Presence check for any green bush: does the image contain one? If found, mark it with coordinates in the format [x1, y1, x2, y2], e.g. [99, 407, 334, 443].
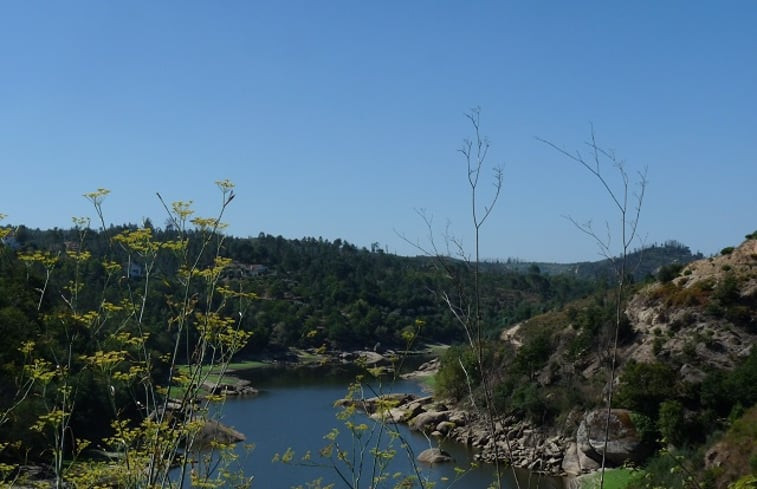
[579, 468, 636, 489]
[513, 330, 552, 377]
[713, 274, 741, 306]
[652, 337, 664, 356]
[721, 246, 735, 255]
[506, 383, 553, 422]
[658, 263, 684, 283]
[435, 345, 479, 400]
[700, 349, 757, 417]
[729, 474, 757, 489]
[630, 411, 658, 446]
[626, 448, 700, 489]
[658, 400, 686, 446]
[616, 361, 678, 419]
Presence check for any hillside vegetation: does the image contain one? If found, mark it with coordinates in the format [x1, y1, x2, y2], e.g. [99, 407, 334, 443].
[493, 240, 702, 282]
[441, 232, 756, 487]
[0, 215, 752, 488]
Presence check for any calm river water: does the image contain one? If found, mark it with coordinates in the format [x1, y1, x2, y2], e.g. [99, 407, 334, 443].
[213, 365, 564, 489]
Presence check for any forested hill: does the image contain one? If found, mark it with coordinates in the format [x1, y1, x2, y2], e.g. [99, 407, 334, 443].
[488, 241, 703, 281]
[1, 225, 611, 354]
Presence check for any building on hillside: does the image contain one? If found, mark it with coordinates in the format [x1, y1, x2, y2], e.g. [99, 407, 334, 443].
[1, 235, 21, 250]
[64, 241, 81, 253]
[126, 261, 144, 279]
[221, 262, 269, 280]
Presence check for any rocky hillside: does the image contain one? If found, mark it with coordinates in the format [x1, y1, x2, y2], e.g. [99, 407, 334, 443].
[485, 233, 756, 481]
[332, 236, 754, 483]
[623, 236, 756, 371]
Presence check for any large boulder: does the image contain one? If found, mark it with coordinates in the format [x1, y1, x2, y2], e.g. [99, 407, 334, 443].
[410, 411, 451, 432]
[417, 448, 453, 464]
[561, 442, 600, 476]
[576, 408, 651, 466]
[356, 351, 389, 366]
[193, 419, 246, 450]
[400, 358, 441, 379]
[335, 393, 418, 415]
[370, 404, 421, 423]
[201, 377, 259, 396]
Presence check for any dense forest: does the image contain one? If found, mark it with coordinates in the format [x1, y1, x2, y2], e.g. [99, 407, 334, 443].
[494, 240, 703, 282]
[0, 223, 628, 356]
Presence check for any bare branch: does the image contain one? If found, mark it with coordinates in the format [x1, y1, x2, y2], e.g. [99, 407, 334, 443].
[536, 134, 624, 213]
[539, 129, 647, 489]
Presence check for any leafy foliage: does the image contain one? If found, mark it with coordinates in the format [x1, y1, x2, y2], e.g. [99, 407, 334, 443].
[0, 183, 255, 488]
[435, 345, 480, 401]
[4, 226, 597, 355]
[615, 361, 678, 419]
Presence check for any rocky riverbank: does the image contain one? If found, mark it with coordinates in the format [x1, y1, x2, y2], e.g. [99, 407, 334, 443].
[336, 388, 654, 478]
[226, 349, 651, 477]
[335, 391, 568, 474]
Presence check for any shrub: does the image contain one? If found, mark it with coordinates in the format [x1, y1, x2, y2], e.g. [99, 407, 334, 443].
[512, 330, 552, 377]
[652, 280, 713, 308]
[658, 263, 684, 283]
[713, 274, 741, 305]
[721, 246, 735, 255]
[652, 337, 664, 356]
[658, 400, 686, 446]
[435, 345, 480, 400]
[725, 305, 754, 330]
[616, 361, 678, 419]
[669, 313, 695, 332]
[630, 411, 658, 446]
[0, 182, 253, 488]
[682, 341, 697, 361]
[507, 383, 553, 423]
[626, 448, 700, 489]
[700, 349, 757, 416]
[730, 474, 757, 489]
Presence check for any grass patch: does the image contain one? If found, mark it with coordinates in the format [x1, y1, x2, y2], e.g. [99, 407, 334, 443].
[178, 360, 269, 376]
[170, 360, 269, 398]
[423, 343, 450, 356]
[293, 348, 329, 365]
[579, 468, 636, 489]
[419, 373, 437, 391]
[222, 359, 269, 372]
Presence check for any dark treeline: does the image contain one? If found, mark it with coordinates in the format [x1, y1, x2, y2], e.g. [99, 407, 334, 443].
[3, 225, 601, 356]
[491, 241, 703, 281]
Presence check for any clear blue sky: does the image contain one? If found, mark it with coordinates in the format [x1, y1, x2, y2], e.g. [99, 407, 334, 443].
[2, 2, 755, 262]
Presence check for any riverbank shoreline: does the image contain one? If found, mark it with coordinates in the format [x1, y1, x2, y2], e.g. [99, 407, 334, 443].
[203, 348, 596, 483]
[214, 348, 578, 477]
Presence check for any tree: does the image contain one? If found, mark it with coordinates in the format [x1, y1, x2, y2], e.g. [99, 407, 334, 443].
[405, 107, 522, 489]
[0, 181, 255, 488]
[539, 128, 647, 488]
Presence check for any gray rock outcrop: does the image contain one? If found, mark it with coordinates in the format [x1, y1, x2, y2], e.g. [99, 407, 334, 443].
[417, 447, 453, 464]
[575, 408, 650, 466]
